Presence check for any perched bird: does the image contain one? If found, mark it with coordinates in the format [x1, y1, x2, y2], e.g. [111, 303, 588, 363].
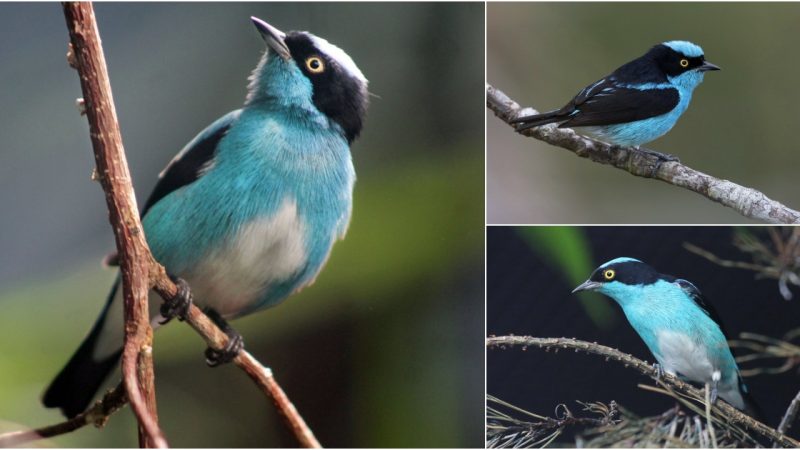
[511, 41, 719, 158]
[572, 257, 758, 414]
[43, 17, 369, 418]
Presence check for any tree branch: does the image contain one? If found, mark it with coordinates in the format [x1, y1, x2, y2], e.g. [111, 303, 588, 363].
[171, 295, 323, 448]
[0, 318, 321, 447]
[0, 385, 127, 447]
[62, 2, 164, 447]
[487, 335, 800, 447]
[486, 84, 800, 224]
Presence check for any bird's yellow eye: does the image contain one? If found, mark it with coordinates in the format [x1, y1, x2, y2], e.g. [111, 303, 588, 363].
[680, 59, 689, 68]
[305, 56, 325, 74]
[603, 269, 616, 280]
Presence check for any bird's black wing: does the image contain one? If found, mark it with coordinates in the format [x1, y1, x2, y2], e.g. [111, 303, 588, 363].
[561, 84, 680, 128]
[672, 278, 731, 340]
[673, 278, 763, 418]
[103, 110, 240, 266]
[141, 109, 241, 216]
[509, 77, 613, 128]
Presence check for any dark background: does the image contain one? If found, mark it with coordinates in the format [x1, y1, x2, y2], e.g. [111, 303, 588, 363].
[487, 226, 800, 444]
[0, 3, 485, 447]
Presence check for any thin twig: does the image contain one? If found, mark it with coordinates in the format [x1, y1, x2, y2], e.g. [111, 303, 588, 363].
[0, 306, 321, 447]
[683, 228, 800, 300]
[487, 335, 800, 447]
[730, 331, 800, 377]
[62, 3, 164, 447]
[486, 84, 800, 224]
[173, 298, 323, 448]
[487, 396, 615, 448]
[683, 242, 776, 274]
[0, 384, 127, 447]
[777, 390, 800, 436]
[705, 383, 719, 448]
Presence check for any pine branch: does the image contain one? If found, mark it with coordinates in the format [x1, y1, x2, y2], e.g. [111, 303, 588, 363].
[486, 84, 800, 224]
[487, 335, 800, 447]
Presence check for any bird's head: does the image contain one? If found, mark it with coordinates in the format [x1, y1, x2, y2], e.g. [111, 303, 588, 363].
[572, 257, 663, 306]
[247, 17, 369, 143]
[650, 40, 720, 90]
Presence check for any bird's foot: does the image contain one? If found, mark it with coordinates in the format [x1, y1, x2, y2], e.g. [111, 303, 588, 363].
[710, 386, 719, 405]
[630, 147, 679, 177]
[203, 308, 244, 367]
[653, 363, 665, 382]
[159, 276, 193, 324]
[633, 146, 680, 163]
[710, 371, 721, 405]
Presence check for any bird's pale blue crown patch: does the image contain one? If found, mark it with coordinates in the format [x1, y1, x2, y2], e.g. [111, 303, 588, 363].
[663, 40, 704, 58]
[599, 257, 641, 268]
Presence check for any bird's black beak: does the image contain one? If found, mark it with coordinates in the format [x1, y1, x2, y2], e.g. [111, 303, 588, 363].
[572, 279, 602, 294]
[251, 17, 291, 60]
[698, 61, 721, 72]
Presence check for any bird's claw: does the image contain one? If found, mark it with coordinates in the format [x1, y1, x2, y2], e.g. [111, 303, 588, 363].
[627, 146, 679, 177]
[710, 386, 718, 405]
[634, 146, 680, 163]
[203, 308, 245, 367]
[653, 363, 665, 382]
[205, 332, 244, 367]
[709, 375, 720, 405]
[159, 277, 193, 324]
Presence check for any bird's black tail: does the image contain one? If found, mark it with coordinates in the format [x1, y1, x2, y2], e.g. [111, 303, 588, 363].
[509, 109, 564, 131]
[42, 280, 122, 418]
[740, 380, 765, 423]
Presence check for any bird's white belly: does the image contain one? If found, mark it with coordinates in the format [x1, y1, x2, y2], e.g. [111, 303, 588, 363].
[186, 197, 308, 317]
[655, 330, 715, 383]
[93, 198, 308, 360]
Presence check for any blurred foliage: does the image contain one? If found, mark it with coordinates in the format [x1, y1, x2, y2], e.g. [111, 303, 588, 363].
[0, 3, 484, 447]
[516, 227, 618, 329]
[487, 3, 800, 224]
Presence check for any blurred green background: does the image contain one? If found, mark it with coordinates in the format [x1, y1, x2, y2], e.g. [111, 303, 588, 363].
[0, 3, 484, 447]
[487, 3, 800, 224]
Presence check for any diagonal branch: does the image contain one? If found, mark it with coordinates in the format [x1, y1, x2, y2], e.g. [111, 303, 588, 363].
[487, 335, 800, 447]
[0, 312, 320, 448]
[487, 84, 800, 224]
[0, 384, 127, 448]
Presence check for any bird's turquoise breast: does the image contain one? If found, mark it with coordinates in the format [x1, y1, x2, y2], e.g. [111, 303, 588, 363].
[142, 106, 354, 316]
[609, 280, 737, 381]
[591, 99, 689, 146]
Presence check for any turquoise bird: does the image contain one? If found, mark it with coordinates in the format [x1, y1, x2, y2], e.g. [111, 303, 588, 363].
[573, 257, 759, 414]
[43, 17, 369, 418]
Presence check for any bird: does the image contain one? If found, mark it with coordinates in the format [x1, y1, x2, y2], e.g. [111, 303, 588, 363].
[511, 41, 719, 160]
[42, 16, 369, 418]
[572, 257, 759, 415]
